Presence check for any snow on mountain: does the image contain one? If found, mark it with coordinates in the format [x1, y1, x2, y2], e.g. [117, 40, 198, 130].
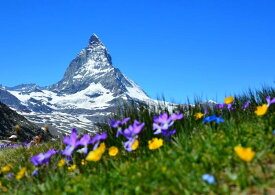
[1, 34, 157, 135]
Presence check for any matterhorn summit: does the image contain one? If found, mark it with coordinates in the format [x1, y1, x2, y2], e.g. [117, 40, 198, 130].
[0, 34, 152, 135]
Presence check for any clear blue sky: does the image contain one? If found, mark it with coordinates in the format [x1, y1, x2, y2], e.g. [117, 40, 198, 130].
[0, 0, 274, 103]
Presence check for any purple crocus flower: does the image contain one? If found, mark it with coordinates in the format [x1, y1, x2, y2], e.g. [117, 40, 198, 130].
[90, 132, 107, 150]
[31, 153, 45, 166]
[110, 117, 130, 128]
[5, 173, 13, 179]
[204, 108, 209, 115]
[169, 112, 184, 121]
[76, 134, 91, 155]
[117, 120, 145, 151]
[32, 169, 39, 176]
[62, 128, 79, 156]
[216, 104, 225, 109]
[31, 149, 58, 166]
[227, 103, 235, 111]
[242, 101, 250, 110]
[203, 115, 224, 123]
[123, 139, 137, 152]
[266, 96, 275, 107]
[202, 174, 215, 184]
[161, 129, 176, 138]
[153, 112, 183, 135]
[120, 120, 144, 139]
[110, 117, 131, 138]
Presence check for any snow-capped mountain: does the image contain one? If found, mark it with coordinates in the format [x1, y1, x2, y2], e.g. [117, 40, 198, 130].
[0, 34, 155, 135]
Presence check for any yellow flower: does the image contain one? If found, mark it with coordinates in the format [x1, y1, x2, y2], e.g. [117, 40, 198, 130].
[2, 187, 8, 192]
[224, 96, 234, 104]
[131, 140, 139, 150]
[68, 164, 77, 171]
[148, 138, 164, 150]
[98, 142, 106, 153]
[57, 159, 66, 167]
[86, 149, 103, 162]
[255, 104, 268, 116]
[81, 159, 86, 165]
[195, 112, 204, 120]
[108, 146, 119, 156]
[1, 164, 12, 172]
[16, 167, 26, 180]
[86, 143, 106, 162]
[234, 146, 255, 162]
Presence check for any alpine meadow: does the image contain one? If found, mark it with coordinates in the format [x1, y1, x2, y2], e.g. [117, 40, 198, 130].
[0, 1, 275, 194]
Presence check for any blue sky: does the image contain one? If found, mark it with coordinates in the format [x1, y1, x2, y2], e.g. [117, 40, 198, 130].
[0, 0, 274, 103]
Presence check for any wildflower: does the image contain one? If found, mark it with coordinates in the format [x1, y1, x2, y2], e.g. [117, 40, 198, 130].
[195, 112, 204, 120]
[110, 117, 130, 128]
[217, 104, 224, 109]
[68, 164, 77, 171]
[234, 146, 255, 162]
[202, 174, 215, 184]
[57, 159, 66, 167]
[153, 112, 183, 137]
[86, 150, 102, 162]
[2, 187, 8, 193]
[32, 169, 39, 176]
[65, 157, 72, 162]
[108, 146, 119, 156]
[148, 138, 163, 150]
[98, 142, 106, 153]
[77, 134, 91, 155]
[255, 104, 268, 116]
[16, 167, 26, 180]
[110, 118, 131, 137]
[1, 164, 12, 172]
[62, 128, 79, 156]
[117, 120, 144, 151]
[81, 159, 86, 165]
[242, 101, 250, 110]
[203, 115, 224, 123]
[86, 148, 103, 162]
[224, 96, 234, 104]
[5, 173, 13, 179]
[31, 149, 58, 166]
[161, 129, 176, 138]
[86, 143, 106, 162]
[254, 97, 275, 116]
[227, 103, 235, 111]
[117, 120, 144, 138]
[90, 132, 107, 150]
[266, 96, 275, 106]
[131, 140, 139, 150]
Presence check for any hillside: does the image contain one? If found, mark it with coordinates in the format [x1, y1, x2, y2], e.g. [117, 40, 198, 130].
[0, 102, 51, 141]
[0, 87, 274, 194]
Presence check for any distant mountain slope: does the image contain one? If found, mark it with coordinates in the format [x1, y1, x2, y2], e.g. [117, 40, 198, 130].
[0, 102, 51, 141]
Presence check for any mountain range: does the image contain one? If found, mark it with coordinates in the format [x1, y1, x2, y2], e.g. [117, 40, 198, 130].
[0, 34, 166, 136]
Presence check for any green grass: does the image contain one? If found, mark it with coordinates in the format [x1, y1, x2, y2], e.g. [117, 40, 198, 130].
[0, 87, 275, 194]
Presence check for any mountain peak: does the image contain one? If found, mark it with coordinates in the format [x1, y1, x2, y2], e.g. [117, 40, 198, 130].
[89, 33, 101, 45]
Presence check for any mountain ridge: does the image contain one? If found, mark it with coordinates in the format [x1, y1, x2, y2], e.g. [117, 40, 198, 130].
[0, 34, 155, 135]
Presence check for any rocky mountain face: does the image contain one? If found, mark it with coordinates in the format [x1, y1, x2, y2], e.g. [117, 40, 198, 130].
[0, 89, 28, 111]
[49, 34, 134, 97]
[0, 102, 51, 141]
[0, 34, 156, 135]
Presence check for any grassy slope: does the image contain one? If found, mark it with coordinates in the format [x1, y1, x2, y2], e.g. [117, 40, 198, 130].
[0, 87, 275, 194]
